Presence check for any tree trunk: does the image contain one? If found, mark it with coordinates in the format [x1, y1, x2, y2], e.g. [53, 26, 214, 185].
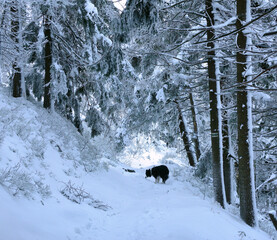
[0, 7, 6, 85]
[236, 0, 257, 227]
[176, 103, 195, 167]
[11, 3, 21, 98]
[18, 1, 26, 98]
[221, 77, 233, 205]
[43, 14, 52, 109]
[222, 104, 232, 204]
[189, 93, 201, 161]
[73, 97, 83, 134]
[206, 0, 226, 208]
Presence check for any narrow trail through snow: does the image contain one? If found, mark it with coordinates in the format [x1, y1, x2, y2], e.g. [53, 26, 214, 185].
[79, 167, 270, 240]
[0, 162, 272, 240]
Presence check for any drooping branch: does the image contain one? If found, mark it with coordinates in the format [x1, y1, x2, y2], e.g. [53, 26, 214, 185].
[196, 4, 277, 44]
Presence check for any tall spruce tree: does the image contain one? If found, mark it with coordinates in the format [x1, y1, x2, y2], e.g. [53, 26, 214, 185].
[206, 0, 226, 208]
[43, 12, 52, 109]
[236, 0, 257, 227]
[10, 1, 22, 97]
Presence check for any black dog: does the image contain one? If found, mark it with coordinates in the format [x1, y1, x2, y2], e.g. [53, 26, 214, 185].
[145, 165, 169, 183]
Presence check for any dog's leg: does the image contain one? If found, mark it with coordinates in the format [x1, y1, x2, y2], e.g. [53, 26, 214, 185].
[156, 176, 160, 183]
[162, 177, 167, 183]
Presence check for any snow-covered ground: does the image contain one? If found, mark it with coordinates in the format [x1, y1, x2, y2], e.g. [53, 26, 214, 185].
[0, 87, 274, 240]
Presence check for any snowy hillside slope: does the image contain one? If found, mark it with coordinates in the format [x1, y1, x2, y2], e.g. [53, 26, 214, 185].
[0, 86, 274, 240]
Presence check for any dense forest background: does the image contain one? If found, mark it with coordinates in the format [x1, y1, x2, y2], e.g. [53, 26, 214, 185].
[0, 0, 277, 231]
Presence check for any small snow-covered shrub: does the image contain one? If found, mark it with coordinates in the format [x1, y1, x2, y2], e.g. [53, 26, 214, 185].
[0, 164, 51, 198]
[194, 149, 212, 179]
[91, 134, 118, 162]
[60, 181, 111, 211]
[60, 181, 90, 204]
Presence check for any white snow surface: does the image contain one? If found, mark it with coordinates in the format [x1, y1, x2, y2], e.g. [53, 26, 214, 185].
[85, 0, 98, 17]
[0, 87, 273, 240]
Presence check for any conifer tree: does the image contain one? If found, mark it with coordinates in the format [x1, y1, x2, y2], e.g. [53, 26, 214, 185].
[206, 0, 226, 208]
[10, 2, 22, 97]
[43, 12, 52, 109]
[236, 0, 257, 227]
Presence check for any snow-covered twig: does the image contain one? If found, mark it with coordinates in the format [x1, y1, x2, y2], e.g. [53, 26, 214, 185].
[256, 174, 277, 192]
[60, 181, 111, 211]
[196, 4, 277, 44]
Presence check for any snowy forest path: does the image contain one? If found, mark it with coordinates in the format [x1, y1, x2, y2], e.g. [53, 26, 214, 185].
[94, 169, 203, 240]
[83, 166, 270, 240]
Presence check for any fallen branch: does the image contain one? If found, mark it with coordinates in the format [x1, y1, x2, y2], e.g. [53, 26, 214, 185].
[269, 211, 277, 231]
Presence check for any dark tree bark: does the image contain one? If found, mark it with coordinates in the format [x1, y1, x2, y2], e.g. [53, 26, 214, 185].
[43, 14, 52, 109]
[176, 102, 195, 167]
[189, 93, 201, 161]
[11, 3, 21, 98]
[73, 97, 83, 134]
[269, 212, 277, 231]
[236, 0, 257, 227]
[206, 0, 225, 208]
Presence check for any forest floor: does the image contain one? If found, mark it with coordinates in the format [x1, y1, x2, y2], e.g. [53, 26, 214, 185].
[0, 86, 275, 240]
